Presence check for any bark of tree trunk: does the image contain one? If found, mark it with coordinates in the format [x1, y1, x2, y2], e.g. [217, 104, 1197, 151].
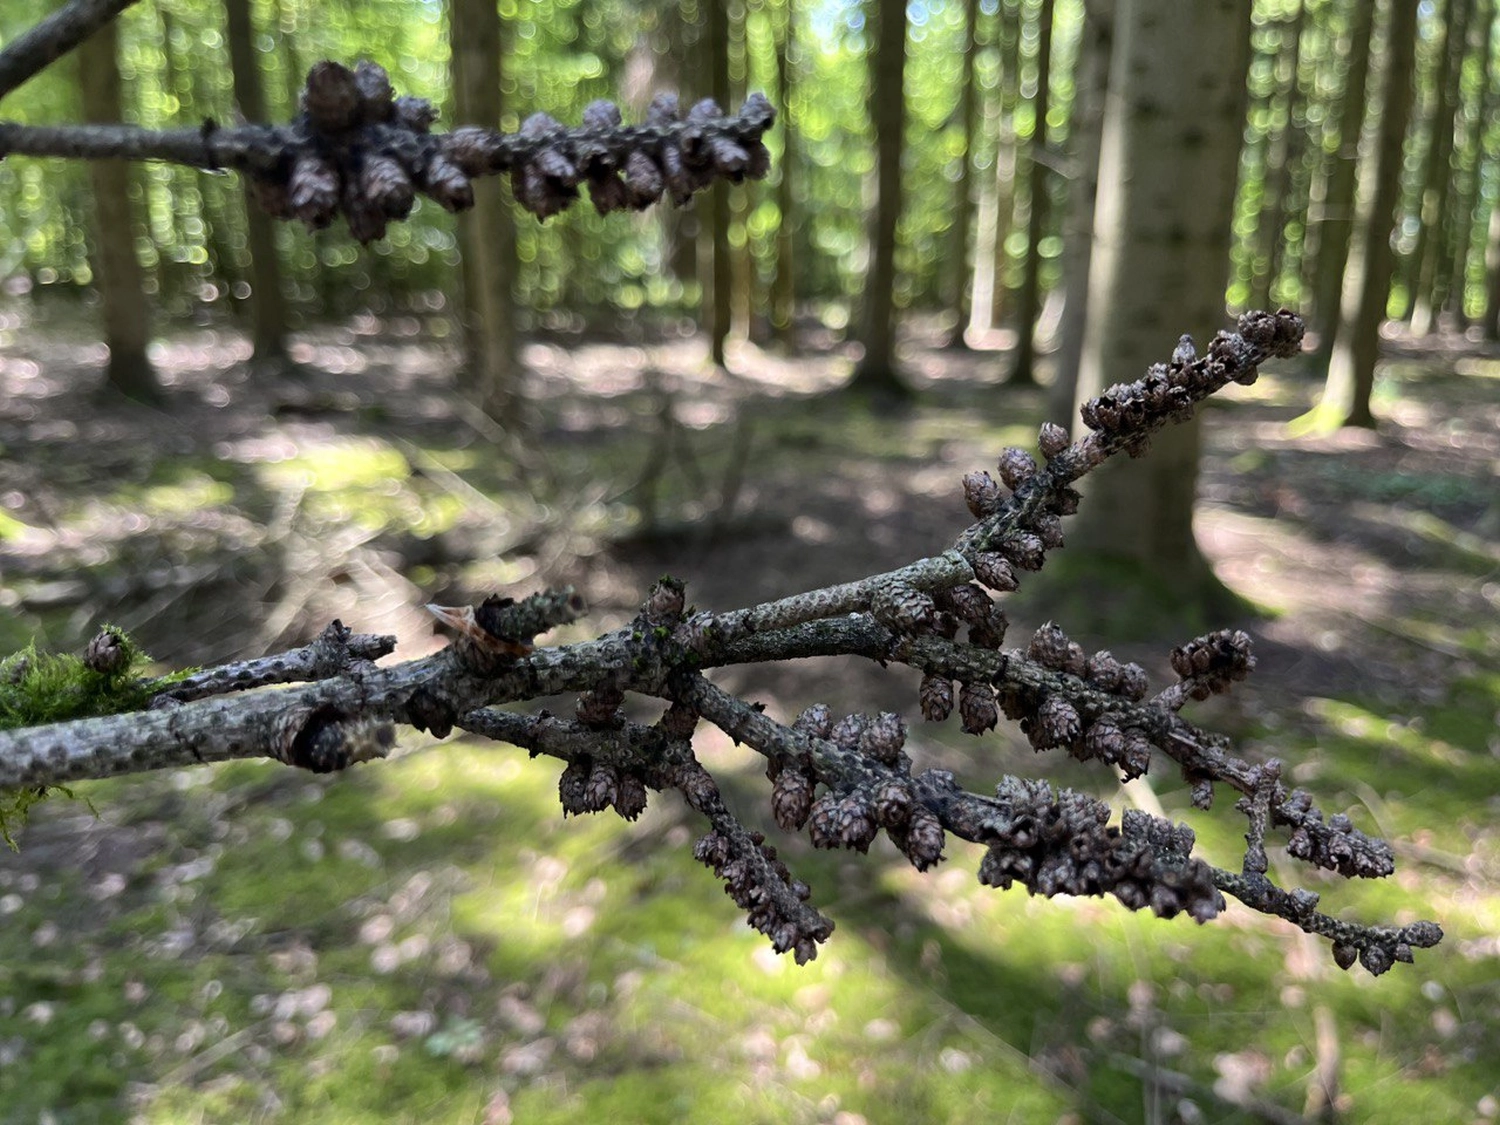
[1319, 0, 1418, 429]
[943, 0, 980, 349]
[771, 0, 797, 344]
[1046, 0, 1112, 426]
[1409, 0, 1473, 334]
[1441, 0, 1494, 328]
[1065, 0, 1253, 610]
[225, 0, 289, 368]
[707, 0, 733, 367]
[1310, 0, 1374, 361]
[1008, 0, 1056, 386]
[849, 0, 912, 398]
[1246, 0, 1305, 313]
[449, 0, 519, 423]
[77, 18, 158, 403]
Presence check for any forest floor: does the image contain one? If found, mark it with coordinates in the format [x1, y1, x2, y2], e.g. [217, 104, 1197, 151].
[1, 308, 1497, 1124]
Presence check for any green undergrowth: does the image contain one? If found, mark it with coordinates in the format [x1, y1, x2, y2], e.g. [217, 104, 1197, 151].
[1, 672, 1494, 1125]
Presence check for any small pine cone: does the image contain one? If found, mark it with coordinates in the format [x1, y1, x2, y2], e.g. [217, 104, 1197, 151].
[1121, 729, 1153, 779]
[1085, 651, 1123, 692]
[968, 608, 1007, 650]
[901, 806, 945, 871]
[1000, 531, 1046, 571]
[421, 154, 474, 212]
[446, 126, 503, 176]
[958, 681, 998, 734]
[1056, 487, 1082, 515]
[807, 794, 840, 849]
[288, 154, 340, 229]
[1360, 944, 1394, 976]
[1033, 514, 1065, 550]
[301, 61, 360, 132]
[623, 150, 665, 208]
[361, 154, 415, 219]
[582, 99, 622, 130]
[343, 195, 386, 244]
[614, 772, 649, 821]
[1062, 642, 1088, 678]
[871, 582, 935, 633]
[837, 794, 878, 852]
[872, 781, 912, 828]
[996, 447, 1038, 490]
[694, 829, 730, 868]
[83, 629, 128, 676]
[1332, 942, 1359, 972]
[659, 700, 700, 740]
[962, 470, 1002, 518]
[708, 135, 750, 176]
[919, 674, 954, 721]
[353, 60, 394, 122]
[830, 712, 868, 751]
[644, 576, 687, 626]
[971, 552, 1018, 592]
[394, 94, 438, 133]
[860, 712, 907, 764]
[1028, 622, 1071, 670]
[519, 111, 562, 140]
[584, 762, 620, 813]
[1189, 777, 1214, 809]
[576, 687, 625, 728]
[1038, 422, 1069, 459]
[688, 96, 723, 122]
[559, 759, 591, 816]
[588, 173, 629, 214]
[793, 703, 833, 740]
[772, 768, 814, 831]
[647, 91, 681, 124]
[931, 611, 960, 639]
[1117, 663, 1149, 701]
[943, 583, 992, 623]
[1032, 695, 1081, 750]
[534, 145, 581, 189]
[1083, 720, 1124, 763]
[658, 140, 692, 203]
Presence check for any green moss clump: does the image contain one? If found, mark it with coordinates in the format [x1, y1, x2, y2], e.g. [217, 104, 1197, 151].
[0, 626, 190, 847]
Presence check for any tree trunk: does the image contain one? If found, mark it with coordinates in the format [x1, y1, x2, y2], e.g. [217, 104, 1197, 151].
[1409, 0, 1473, 334]
[707, 0, 733, 366]
[77, 19, 158, 403]
[449, 0, 519, 423]
[225, 0, 289, 368]
[1442, 0, 1494, 327]
[1310, 0, 1374, 361]
[1318, 0, 1418, 428]
[848, 0, 912, 398]
[988, 0, 1023, 330]
[1065, 0, 1252, 611]
[943, 0, 980, 348]
[1008, 0, 1056, 385]
[1047, 0, 1112, 425]
[771, 0, 797, 344]
[1246, 0, 1305, 312]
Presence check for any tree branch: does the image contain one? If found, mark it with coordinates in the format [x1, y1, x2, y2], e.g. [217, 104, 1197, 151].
[0, 57, 775, 241]
[0, 0, 139, 103]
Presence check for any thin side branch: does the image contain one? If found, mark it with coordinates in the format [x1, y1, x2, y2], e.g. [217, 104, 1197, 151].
[0, 0, 139, 103]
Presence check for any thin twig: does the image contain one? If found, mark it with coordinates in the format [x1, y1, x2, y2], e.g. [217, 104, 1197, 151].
[0, 0, 139, 103]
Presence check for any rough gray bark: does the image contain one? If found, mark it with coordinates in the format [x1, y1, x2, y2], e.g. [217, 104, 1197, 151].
[771, 0, 797, 342]
[76, 18, 158, 402]
[849, 0, 913, 397]
[1320, 0, 1418, 428]
[1064, 0, 1253, 609]
[1246, 0, 1306, 313]
[449, 0, 519, 422]
[707, 0, 733, 367]
[943, 0, 980, 348]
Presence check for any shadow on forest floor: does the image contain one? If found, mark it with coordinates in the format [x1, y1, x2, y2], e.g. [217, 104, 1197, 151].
[2, 308, 1498, 1123]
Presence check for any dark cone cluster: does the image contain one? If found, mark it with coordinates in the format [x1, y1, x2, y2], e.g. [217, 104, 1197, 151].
[1169, 629, 1256, 701]
[1080, 310, 1305, 442]
[978, 779, 1223, 922]
[693, 829, 832, 964]
[1280, 793, 1396, 879]
[247, 60, 775, 242]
